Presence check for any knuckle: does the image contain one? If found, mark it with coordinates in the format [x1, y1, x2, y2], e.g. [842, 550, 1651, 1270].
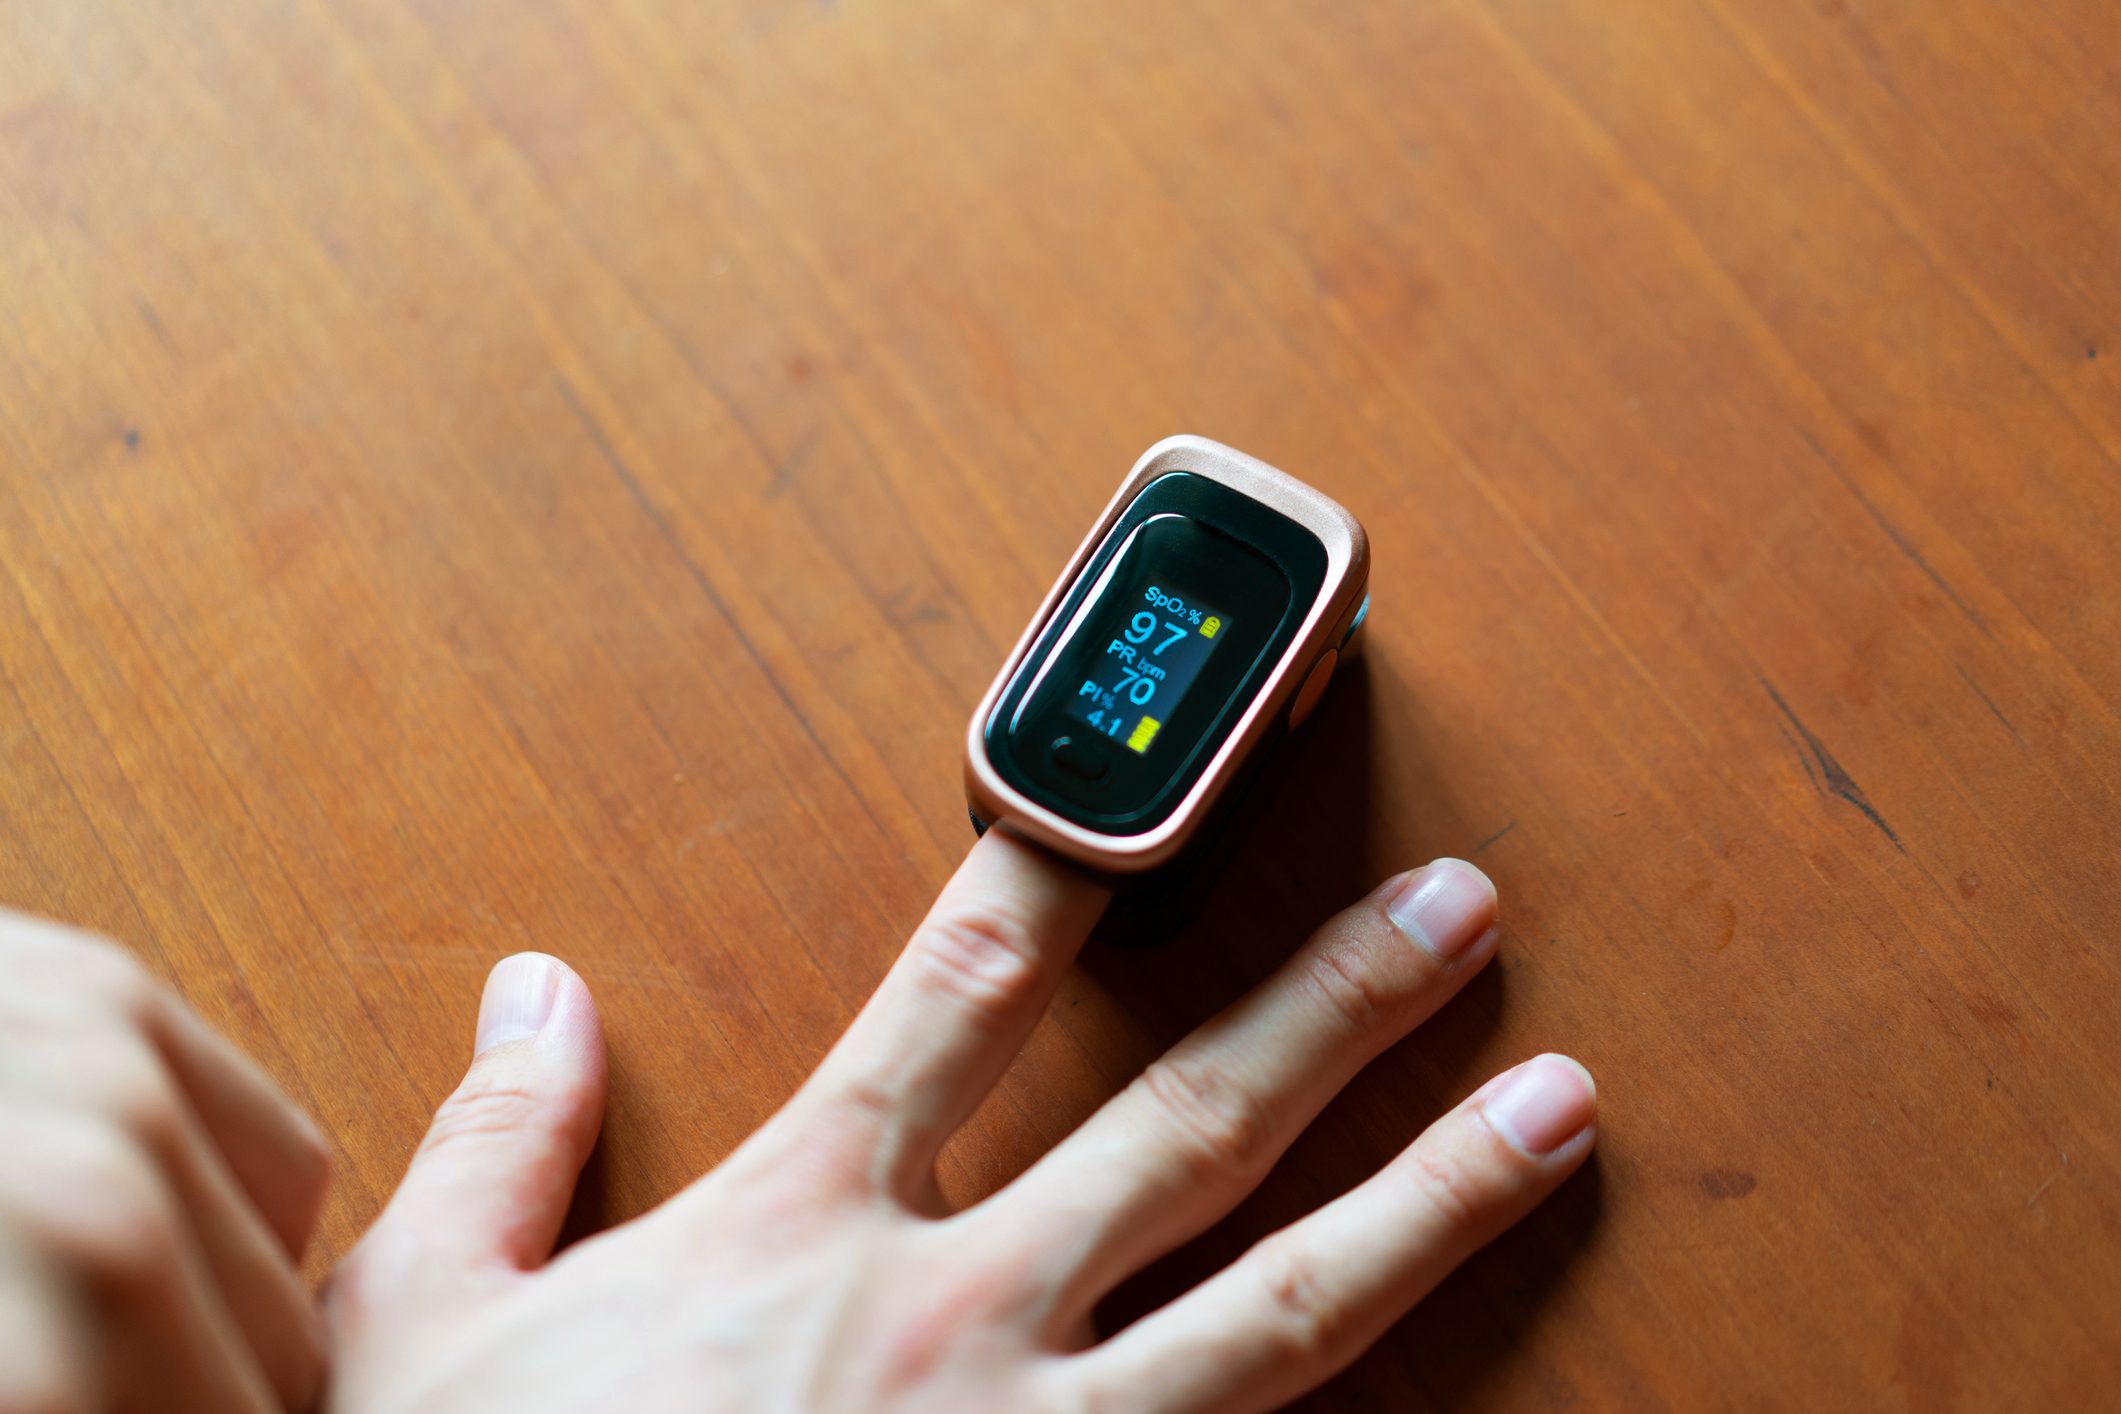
[812, 1071, 898, 1141]
[1254, 1240, 1346, 1362]
[419, 1077, 552, 1157]
[1406, 1148, 1487, 1231]
[1139, 1053, 1277, 1181]
[30, 1121, 183, 1295]
[771, 1075, 900, 1200]
[66, 939, 159, 1021]
[84, 1038, 186, 1157]
[909, 906, 1046, 1025]
[1303, 937, 1403, 1034]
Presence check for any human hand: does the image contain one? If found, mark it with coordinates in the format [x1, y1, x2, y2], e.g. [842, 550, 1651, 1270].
[325, 832, 1594, 1413]
[0, 912, 331, 1412]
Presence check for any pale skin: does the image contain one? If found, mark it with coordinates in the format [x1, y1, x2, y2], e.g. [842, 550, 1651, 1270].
[0, 916, 331, 1412]
[1, 831, 1596, 1412]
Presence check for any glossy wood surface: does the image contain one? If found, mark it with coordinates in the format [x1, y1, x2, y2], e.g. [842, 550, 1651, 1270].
[4, 1, 2117, 1407]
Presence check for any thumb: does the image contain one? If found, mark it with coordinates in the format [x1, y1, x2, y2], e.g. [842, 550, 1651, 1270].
[364, 953, 606, 1275]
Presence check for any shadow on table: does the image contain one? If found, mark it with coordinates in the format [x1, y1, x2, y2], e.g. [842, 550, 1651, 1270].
[1085, 652, 1392, 971]
[1367, 1154, 1606, 1410]
[1078, 651, 1491, 1066]
[1082, 654, 1606, 1406]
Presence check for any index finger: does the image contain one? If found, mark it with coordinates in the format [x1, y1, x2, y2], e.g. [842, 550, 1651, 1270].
[786, 828, 1109, 1203]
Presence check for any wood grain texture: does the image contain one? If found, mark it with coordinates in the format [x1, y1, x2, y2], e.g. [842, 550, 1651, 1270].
[3, 0, 2116, 1406]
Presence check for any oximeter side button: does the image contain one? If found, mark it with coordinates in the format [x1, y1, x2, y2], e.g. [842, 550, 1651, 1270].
[1048, 735, 1111, 782]
[1338, 592, 1370, 650]
[1288, 649, 1339, 730]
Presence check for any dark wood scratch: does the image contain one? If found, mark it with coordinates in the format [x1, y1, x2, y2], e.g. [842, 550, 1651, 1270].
[1472, 819, 1517, 854]
[1799, 429, 1990, 638]
[1775, 719, 1821, 794]
[135, 297, 175, 352]
[1951, 660, 2025, 745]
[1762, 679, 1905, 852]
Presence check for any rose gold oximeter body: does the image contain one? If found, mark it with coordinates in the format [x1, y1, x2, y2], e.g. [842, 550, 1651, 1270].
[964, 436, 1369, 878]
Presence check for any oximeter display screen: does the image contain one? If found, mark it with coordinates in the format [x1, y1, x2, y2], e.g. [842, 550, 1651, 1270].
[986, 473, 1325, 831]
[1062, 585, 1229, 756]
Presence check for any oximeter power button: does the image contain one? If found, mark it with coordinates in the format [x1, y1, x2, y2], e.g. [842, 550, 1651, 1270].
[1048, 736, 1111, 782]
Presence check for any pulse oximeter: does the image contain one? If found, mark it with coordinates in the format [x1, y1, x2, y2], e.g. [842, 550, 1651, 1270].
[965, 435, 1369, 877]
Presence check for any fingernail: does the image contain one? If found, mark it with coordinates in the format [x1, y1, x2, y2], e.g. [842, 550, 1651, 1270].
[1384, 859, 1496, 959]
[1482, 1054, 1597, 1156]
[475, 953, 561, 1055]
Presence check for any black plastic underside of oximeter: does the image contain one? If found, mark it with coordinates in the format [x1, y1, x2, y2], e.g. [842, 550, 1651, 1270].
[984, 471, 1329, 834]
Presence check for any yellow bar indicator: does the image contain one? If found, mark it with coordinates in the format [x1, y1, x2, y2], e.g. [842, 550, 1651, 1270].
[1200, 615, 1221, 638]
[1126, 716, 1162, 753]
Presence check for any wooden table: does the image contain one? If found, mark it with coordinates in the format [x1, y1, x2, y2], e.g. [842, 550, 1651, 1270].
[5, 1, 2117, 1406]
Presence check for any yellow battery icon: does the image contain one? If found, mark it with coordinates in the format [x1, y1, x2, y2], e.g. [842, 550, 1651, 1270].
[1200, 616, 1222, 638]
[1126, 716, 1162, 753]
